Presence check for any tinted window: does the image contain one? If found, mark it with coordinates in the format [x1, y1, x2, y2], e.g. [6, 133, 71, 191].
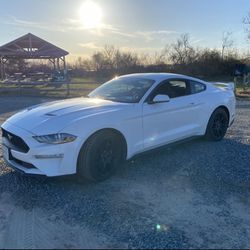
[89, 77, 155, 103]
[149, 80, 190, 100]
[190, 81, 206, 94]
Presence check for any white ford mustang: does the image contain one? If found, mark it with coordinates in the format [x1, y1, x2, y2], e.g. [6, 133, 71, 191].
[1, 73, 235, 181]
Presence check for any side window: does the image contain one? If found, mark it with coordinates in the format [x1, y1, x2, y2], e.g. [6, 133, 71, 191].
[149, 79, 190, 101]
[190, 81, 206, 94]
[168, 80, 190, 98]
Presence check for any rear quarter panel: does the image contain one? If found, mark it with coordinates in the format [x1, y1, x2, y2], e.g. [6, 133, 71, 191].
[201, 84, 236, 132]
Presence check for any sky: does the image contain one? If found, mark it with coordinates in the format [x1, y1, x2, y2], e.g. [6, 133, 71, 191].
[0, 0, 250, 61]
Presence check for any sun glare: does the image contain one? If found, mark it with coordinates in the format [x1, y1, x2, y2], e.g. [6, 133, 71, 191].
[79, 1, 103, 29]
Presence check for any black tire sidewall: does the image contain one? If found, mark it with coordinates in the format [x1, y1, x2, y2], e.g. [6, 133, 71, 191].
[206, 108, 229, 141]
[78, 131, 122, 181]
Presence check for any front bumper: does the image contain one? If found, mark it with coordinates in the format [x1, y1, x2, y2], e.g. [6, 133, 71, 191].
[1, 122, 80, 177]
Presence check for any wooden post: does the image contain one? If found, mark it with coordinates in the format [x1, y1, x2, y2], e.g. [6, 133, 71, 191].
[233, 76, 237, 96]
[29, 33, 32, 55]
[66, 81, 70, 96]
[61, 56, 69, 96]
[53, 59, 56, 71]
[49, 58, 55, 71]
[3, 58, 7, 80]
[0, 57, 7, 80]
[63, 56, 66, 70]
[56, 58, 60, 71]
[0, 57, 3, 80]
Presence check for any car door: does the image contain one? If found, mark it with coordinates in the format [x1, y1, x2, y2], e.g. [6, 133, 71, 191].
[142, 79, 204, 150]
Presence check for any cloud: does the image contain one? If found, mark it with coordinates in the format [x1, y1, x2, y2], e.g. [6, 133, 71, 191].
[7, 16, 44, 27]
[78, 42, 102, 50]
[120, 46, 162, 53]
[111, 30, 136, 38]
[1, 15, 66, 32]
[63, 18, 113, 30]
[1, 15, 134, 39]
[135, 30, 180, 42]
[2, 15, 178, 43]
[190, 38, 203, 44]
[62, 19, 135, 38]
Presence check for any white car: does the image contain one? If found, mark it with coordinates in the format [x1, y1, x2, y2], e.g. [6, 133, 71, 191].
[1, 73, 235, 181]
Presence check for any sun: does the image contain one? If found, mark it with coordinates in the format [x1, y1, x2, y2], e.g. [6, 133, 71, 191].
[79, 1, 103, 29]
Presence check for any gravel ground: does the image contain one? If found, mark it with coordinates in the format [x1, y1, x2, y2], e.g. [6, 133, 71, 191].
[0, 96, 249, 249]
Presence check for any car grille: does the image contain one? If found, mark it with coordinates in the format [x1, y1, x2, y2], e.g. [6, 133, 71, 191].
[2, 128, 30, 153]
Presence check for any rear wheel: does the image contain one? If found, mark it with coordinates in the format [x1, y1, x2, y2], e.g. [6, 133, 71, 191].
[77, 130, 124, 182]
[205, 108, 229, 141]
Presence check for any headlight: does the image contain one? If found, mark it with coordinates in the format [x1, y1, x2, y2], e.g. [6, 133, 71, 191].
[33, 133, 77, 144]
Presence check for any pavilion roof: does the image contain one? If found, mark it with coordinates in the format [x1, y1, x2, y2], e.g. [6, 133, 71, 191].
[0, 33, 69, 59]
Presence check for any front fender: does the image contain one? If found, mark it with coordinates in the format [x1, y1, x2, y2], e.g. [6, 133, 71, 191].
[61, 108, 144, 163]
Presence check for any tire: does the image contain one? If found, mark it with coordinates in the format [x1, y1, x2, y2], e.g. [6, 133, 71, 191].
[77, 130, 123, 182]
[205, 108, 229, 141]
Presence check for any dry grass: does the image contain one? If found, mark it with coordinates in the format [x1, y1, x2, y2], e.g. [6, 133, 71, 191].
[0, 77, 103, 98]
[1, 77, 250, 99]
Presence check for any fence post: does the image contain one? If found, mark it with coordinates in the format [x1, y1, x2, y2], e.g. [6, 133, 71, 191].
[233, 76, 237, 96]
[19, 79, 22, 95]
[66, 82, 70, 96]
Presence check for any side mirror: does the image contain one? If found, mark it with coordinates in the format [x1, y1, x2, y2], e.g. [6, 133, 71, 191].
[149, 94, 170, 104]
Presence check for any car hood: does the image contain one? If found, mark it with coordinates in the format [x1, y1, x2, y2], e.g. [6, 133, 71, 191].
[5, 98, 131, 134]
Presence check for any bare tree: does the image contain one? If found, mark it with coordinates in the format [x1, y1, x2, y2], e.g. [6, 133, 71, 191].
[221, 31, 234, 60]
[137, 50, 168, 66]
[138, 53, 151, 66]
[103, 45, 118, 70]
[92, 52, 106, 71]
[169, 33, 197, 65]
[69, 40, 241, 78]
[243, 12, 250, 40]
[153, 50, 168, 65]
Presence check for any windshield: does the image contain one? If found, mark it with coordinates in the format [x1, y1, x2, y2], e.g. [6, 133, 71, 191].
[88, 77, 155, 103]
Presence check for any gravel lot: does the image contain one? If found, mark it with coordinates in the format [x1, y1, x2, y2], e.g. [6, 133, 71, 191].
[0, 96, 249, 249]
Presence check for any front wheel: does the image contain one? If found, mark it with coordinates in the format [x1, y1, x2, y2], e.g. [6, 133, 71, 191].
[205, 108, 229, 141]
[77, 131, 123, 182]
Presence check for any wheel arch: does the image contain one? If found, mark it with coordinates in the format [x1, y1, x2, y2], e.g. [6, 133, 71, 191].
[214, 105, 230, 122]
[203, 105, 230, 135]
[77, 128, 128, 168]
[204, 105, 230, 141]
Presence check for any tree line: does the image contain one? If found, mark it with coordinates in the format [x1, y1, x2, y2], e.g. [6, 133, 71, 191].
[3, 32, 243, 81]
[69, 32, 244, 80]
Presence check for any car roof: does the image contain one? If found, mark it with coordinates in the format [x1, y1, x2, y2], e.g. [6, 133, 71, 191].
[119, 73, 205, 83]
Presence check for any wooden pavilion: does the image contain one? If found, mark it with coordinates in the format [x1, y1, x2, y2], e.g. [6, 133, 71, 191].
[0, 33, 69, 80]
